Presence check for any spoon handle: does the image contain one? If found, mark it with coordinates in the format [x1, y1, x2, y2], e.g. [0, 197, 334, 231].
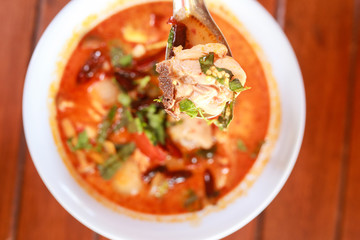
[173, 0, 206, 17]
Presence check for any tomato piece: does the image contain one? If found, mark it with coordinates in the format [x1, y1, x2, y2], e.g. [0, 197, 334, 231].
[163, 138, 182, 158]
[133, 133, 167, 162]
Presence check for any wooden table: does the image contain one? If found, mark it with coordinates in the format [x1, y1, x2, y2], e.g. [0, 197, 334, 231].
[1, 0, 359, 239]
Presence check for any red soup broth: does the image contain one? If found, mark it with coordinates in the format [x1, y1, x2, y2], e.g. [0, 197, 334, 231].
[55, 1, 270, 214]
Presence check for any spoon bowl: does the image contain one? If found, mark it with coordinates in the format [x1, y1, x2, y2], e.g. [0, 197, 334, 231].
[167, 0, 232, 58]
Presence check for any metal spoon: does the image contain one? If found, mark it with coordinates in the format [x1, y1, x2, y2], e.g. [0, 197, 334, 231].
[167, 0, 232, 58]
[164, 0, 233, 120]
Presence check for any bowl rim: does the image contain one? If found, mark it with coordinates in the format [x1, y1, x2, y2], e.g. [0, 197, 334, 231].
[22, 0, 305, 239]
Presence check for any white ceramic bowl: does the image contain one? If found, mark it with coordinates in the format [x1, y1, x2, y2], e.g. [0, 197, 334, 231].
[23, 0, 305, 239]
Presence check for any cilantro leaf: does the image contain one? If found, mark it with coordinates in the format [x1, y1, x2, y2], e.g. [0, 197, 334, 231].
[217, 67, 234, 79]
[215, 100, 234, 130]
[153, 96, 163, 103]
[116, 142, 136, 160]
[251, 140, 265, 158]
[229, 78, 251, 92]
[110, 47, 132, 68]
[98, 142, 136, 180]
[179, 99, 199, 118]
[139, 104, 166, 145]
[135, 76, 151, 90]
[237, 139, 247, 152]
[97, 106, 117, 144]
[199, 52, 215, 73]
[98, 155, 122, 180]
[118, 92, 131, 107]
[183, 189, 202, 211]
[118, 54, 132, 67]
[67, 130, 92, 151]
[166, 27, 175, 54]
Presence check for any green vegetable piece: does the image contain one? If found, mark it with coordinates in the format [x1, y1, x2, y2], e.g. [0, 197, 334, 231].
[67, 131, 92, 152]
[98, 142, 136, 180]
[215, 100, 234, 130]
[107, 105, 117, 121]
[152, 62, 159, 76]
[135, 76, 151, 90]
[237, 139, 247, 152]
[251, 140, 265, 158]
[66, 138, 76, 152]
[199, 52, 215, 73]
[97, 106, 117, 144]
[118, 54, 132, 67]
[98, 155, 122, 180]
[117, 142, 136, 161]
[229, 78, 251, 92]
[117, 103, 166, 146]
[77, 131, 92, 150]
[179, 99, 199, 118]
[216, 67, 234, 79]
[153, 96, 163, 103]
[124, 109, 139, 133]
[184, 189, 201, 211]
[166, 27, 175, 56]
[140, 104, 166, 145]
[110, 47, 132, 68]
[215, 67, 234, 85]
[133, 117, 144, 133]
[118, 92, 131, 107]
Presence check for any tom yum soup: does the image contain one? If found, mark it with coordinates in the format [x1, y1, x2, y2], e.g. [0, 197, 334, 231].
[54, 1, 271, 215]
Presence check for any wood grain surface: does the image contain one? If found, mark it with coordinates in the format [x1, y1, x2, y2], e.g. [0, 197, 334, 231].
[261, 0, 358, 239]
[0, 0, 359, 239]
[0, 0, 37, 239]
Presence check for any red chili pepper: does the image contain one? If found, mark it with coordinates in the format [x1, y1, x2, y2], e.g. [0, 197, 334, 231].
[133, 133, 167, 163]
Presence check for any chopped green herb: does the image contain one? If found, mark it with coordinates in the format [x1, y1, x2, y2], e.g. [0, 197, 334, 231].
[66, 138, 76, 152]
[237, 139, 247, 152]
[110, 47, 132, 68]
[119, 54, 132, 67]
[214, 67, 234, 85]
[118, 92, 131, 107]
[116, 103, 166, 145]
[184, 189, 201, 211]
[229, 78, 251, 92]
[178, 99, 216, 125]
[166, 26, 175, 58]
[67, 130, 92, 151]
[97, 106, 117, 144]
[179, 99, 199, 118]
[116, 142, 136, 160]
[98, 155, 122, 180]
[123, 108, 140, 133]
[152, 62, 159, 76]
[251, 140, 265, 158]
[77, 131, 92, 149]
[215, 100, 234, 130]
[135, 76, 151, 90]
[98, 142, 136, 180]
[139, 104, 166, 145]
[217, 67, 234, 79]
[199, 52, 215, 73]
[107, 105, 117, 120]
[199, 53, 234, 85]
[153, 96, 163, 103]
